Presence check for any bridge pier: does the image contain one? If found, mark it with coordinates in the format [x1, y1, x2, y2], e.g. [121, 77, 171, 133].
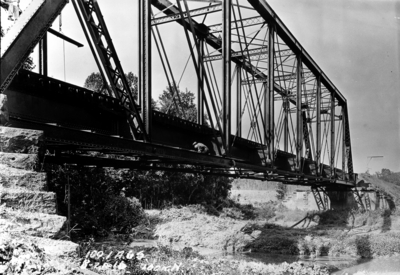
[312, 185, 393, 212]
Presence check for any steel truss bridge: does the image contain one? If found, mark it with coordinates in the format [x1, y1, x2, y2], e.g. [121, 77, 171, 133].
[0, 0, 356, 187]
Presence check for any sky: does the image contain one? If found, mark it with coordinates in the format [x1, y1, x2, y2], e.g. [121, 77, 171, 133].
[1, 0, 400, 174]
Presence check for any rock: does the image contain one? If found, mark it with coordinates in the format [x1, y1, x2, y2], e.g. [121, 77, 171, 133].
[0, 126, 43, 153]
[0, 94, 9, 125]
[0, 164, 47, 191]
[0, 188, 57, 214]
[0, 233, 81, 273]
[0, 152, 38, 170]
[0, 207, 66, 238]
[25, 235, 79, 256]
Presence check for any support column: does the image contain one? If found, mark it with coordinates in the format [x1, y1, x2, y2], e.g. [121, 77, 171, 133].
[296, 54, 303, 171]
[342, 107, 346, 177]
[343, 104, 354, 182]
[265, 23, 275, 162]
[236, 65, 242, 137]
[222, 0, 231, 153]
[284, 97, 289, 152]
[197, 39, 204, 125]
[139, 0, 152, 140]
[330, 92, 335, 178]
[316, 75, 321, 176]
[39, 34, 48, 76]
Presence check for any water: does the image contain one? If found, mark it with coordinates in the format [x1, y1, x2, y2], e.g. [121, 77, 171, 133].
[129, 240, 400, 274]
[241, 253, 400, 275]
[332, 256, 400, 275]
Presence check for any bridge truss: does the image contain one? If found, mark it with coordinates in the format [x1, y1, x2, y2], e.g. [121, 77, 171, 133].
[0, 0, 356, 186]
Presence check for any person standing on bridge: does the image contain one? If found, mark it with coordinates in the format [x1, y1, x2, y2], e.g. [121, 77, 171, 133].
[5, 0, 20, 21]
[193, 141, 209, 154]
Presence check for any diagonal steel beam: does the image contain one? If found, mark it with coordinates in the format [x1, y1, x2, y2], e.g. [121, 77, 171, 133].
[1, 0, 68, 93]
[74, 0, 148, 141]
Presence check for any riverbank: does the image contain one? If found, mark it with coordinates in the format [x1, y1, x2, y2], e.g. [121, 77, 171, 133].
[142, 202, 400, 274]
[152, 204, 400, 256]
[2, 202, 399, 274]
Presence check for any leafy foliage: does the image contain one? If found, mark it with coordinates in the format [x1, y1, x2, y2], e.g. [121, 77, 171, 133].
[275, 182, 287, 200]
[83, 72, 105, 93]
[83, 72, 157, 108]
[158, 87, 197, 122]
[377, 168, 400, 186]
[104, 168, 232, 209]
[46, 164, 232, 238]
[46, 165, 146, 239]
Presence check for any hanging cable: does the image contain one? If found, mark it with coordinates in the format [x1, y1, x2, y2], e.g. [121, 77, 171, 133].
[59, 12, 66, 81]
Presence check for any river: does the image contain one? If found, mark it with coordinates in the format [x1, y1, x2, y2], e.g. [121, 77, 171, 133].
[242, 253, 400, 275]
[130, 240, 400, 274]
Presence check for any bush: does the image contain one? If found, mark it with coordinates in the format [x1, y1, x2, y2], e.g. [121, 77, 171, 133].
[46, 165, 146, 239]
[100, 196, 145, 233]
[46, 163, 233, 239]
[254, 202, 277, 220]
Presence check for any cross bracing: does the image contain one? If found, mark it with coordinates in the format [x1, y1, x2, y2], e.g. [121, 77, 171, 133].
[0, 0, 355, 186]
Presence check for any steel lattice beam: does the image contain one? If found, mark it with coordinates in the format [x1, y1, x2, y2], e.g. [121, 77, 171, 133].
[73, 0, 148, 141]
[151, 4, 221, 25]
[208, 15, 264, 33]
[1, 0, 68, 92]
[203, 46, 268, 62]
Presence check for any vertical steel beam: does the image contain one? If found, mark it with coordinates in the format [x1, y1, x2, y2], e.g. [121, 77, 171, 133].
[138, 0, 142, 105]
[39, 34, 48, 76]
[284, 97, 289, 152]
[316, 75, 321, 175]
[330, 92, 335, 178]
[236, 65, 242, 137]
[265, 23, 275, 162]
[342, 107, 346, 176]
[139, 0, 152, 139]
[343, 104, 355, 182]
[296, 54, 303, 171]
[302, 111, 312, 160]
[197, 39, 204, 125]
[43, 34, 48, 76]
[222, 0, 232, 153]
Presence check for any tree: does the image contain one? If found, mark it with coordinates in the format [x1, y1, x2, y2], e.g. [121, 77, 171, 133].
[83, 72, 157, 108]
[377, 168, 400, 186]
[158, 86, 212, 125]
[158, 87, 197, 122]
[83, 72, 105, 92]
